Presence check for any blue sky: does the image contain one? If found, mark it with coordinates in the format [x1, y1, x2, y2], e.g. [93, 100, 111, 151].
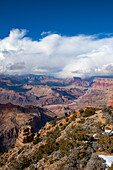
[0, 0, 113, 77]
[0, 0, 113, 39]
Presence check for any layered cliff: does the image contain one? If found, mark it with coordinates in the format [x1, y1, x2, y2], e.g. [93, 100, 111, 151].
[92, 78, 113, 90]
[0, 103, 56, 152]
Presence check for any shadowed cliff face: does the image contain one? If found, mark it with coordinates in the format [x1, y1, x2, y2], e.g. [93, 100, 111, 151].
[0, 103, 56, 152]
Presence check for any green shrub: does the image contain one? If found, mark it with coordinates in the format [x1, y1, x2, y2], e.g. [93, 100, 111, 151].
[79, 108, 84, 114]
[98, 134, 113, 153]
[33, 129, 60, 162]
[59, 139, 72, 156]
[46, 128, 60, 141]
[83, 107, 96, 117]
[10, 156, 32, 170]
[66, 125, 89, 147]
[33, 140, 59, 162]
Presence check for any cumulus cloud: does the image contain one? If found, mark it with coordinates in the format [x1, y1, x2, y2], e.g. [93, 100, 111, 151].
[0, 28, 113, 78]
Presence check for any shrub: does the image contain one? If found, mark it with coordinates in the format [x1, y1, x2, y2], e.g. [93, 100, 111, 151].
[50, 120, 56, 127]
[98, 134, 113, 153]
[29, 165, 36, 170]
[77, 118, 85, 124]
[79, 108, 84, 114]
[61, 124, 67, 130]
[66, 125, 89, 147]
[33, 129, 60, 162]
[95, 122, 104, 134]
[59, 122, 63, 126]
[73, 147, 85, 160]
[33, 133, 40, 145]
[46, 128, 60, 141]
[33, 140, 59, 162]
[49, 156, 57, 164]
[70, 115, 76, 121]
[105, 118, 111, 125]
[59, 139, 72, 156]
[49, 156, 54, 164]
[20, 156, 32, 169]
[10, 156, 32, 170]
[33, 145, 44, 163]
[83, 107, 96, 117]
[102, 105, 112, 115]
[66, 117, 69, 122]
[18, 147, 24, 154]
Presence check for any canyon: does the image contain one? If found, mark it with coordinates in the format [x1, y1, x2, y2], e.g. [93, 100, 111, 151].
[0, 75, 113, 116]
[0, 103, 56, 152]
[0, 75, 113, 153]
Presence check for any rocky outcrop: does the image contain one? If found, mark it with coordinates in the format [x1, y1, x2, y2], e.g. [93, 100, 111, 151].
[18, 125, 34, 143]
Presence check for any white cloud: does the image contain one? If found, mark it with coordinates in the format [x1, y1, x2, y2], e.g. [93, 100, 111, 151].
[0, 52, 5, 60]
[0, 29, 113, 78]
[41, 31, 51, 36]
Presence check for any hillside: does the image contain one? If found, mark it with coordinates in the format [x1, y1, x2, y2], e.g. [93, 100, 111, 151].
[0, 106, 113, 170]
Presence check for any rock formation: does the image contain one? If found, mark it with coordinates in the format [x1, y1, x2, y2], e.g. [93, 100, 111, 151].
[18, 125, 34, 143]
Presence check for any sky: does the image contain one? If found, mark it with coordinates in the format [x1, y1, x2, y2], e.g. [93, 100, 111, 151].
[0, 0, 113, 78]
